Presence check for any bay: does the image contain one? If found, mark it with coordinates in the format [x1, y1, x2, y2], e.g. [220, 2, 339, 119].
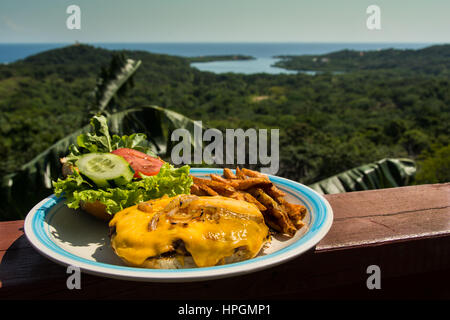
[0, 42, 432, 74]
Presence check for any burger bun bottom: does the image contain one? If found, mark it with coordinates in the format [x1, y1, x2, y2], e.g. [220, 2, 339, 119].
[80, 201, 111, 221]
[118, 245, 258, 269]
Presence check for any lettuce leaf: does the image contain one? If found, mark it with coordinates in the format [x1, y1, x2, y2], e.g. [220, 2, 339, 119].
[110, 133, 156, 155]
[53, 163, 192, 215]
[53, 115, 190, 215]
[75, 115, 113, 153]
[66, 115, 156, 163]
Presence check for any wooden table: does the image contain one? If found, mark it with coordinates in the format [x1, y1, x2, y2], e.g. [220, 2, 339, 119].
[1, 183, 449, 300]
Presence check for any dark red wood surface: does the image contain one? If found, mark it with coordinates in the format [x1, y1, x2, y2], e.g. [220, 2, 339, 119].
[0, 183, 449, 300]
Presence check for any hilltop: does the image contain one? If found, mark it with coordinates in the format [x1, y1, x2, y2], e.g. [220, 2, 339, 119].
[274, 44, 450, 75]
[3, 44, 193, 82]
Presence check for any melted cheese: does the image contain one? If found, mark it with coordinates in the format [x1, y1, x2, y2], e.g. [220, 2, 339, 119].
[109, 196, 269, 267]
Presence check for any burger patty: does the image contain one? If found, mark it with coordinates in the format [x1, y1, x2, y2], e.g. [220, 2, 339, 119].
[148, 241, 250, 260]
[141, 245, 253, 269]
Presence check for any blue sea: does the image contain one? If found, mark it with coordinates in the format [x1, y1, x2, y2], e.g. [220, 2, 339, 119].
[0, 42, 432, 74]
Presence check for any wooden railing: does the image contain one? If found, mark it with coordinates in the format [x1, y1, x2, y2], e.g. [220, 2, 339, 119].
[0, 183, 449, 300]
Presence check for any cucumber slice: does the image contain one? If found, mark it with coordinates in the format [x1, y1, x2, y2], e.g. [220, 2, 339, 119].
[76, 153, 134, 188]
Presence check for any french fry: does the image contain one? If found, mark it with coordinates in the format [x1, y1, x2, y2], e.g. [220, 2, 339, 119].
[265, 207, 297, 236]
[263, 215, 283, 234]
[190, 184, 207, 196]
[198, 184, 219, 196]
[241, 168, 267, 179]
[191, 176, 235, 195]
[248, 188, 297, 236]
[230, 177, 272, 190]
[235, 167, 247, 180]
[280, 203, 305, 229]
[241, 192, 267, 211]
[223, 168, 237, 179]
[283, 202, 307, 219]
[264, 185, 286, 199]
[240, 168, 286, 198]
[210, 173, 230, 184]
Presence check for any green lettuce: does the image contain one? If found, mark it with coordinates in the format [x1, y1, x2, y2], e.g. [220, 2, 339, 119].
[66, 115, 157, 163]
[53, 115, 192, 215]
[53, 163, 193, 215]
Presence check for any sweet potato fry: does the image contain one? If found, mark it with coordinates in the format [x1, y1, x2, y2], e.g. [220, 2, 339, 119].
[291, 217, 305, 229]
[190, 184, 208, 196]
[263, 185, 286, 199]
[241, 192, 267, 211]
[248, 188, 276, 208]
[240, 168, 286, 198]
[210, 173, 230, 184]
[223, 168, 237, 179]
[280, 203, 305, 229]
[248, 188, 297, 236]
[298, 205, 307, 220]
[283, 202, 307, 220]
[235, 167, 247, 180]
[198, 184, 219, 196]
[240, 168, 268, 179]
[266, 207, 297, 236]
[191, 176, 235, 194]
[263, 215, 283, 233]
[230, 177, 272, 190]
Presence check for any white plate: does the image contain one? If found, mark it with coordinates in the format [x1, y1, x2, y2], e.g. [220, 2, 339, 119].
[24, 168, 333, 282]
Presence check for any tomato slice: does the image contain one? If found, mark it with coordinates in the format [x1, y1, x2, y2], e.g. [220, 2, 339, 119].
[111, 148, 164, 178]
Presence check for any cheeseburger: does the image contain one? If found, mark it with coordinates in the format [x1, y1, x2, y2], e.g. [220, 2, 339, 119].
[109, 194, 270, 268]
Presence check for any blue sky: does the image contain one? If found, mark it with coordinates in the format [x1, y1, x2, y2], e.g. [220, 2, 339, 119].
[0, 0, 449, 43]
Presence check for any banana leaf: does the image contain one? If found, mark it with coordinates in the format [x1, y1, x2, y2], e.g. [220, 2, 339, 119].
[0, 105, 202, 220]
[308, 158, 416, 195]
[95, 57, 142, 114]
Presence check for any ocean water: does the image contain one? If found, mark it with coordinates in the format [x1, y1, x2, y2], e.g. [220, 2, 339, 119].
[0, 42, 432, 74]
[191, 57, 300, 75]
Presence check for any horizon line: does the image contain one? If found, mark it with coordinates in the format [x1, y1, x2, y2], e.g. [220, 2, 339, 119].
[0, 41, 444, 45]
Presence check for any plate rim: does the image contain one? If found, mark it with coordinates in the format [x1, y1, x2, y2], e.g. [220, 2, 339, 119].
[24, 168, 333, 282]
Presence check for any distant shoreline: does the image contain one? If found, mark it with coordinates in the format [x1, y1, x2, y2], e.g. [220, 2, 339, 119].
[272, 44, 450, 74]
[1, 42, 445, 75]
[187, 55, 255, 63]
[0, 42, 434, 64]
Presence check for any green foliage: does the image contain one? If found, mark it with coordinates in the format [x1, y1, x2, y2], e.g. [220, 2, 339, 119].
[414, 145, 450, 184]
[309, 158, 416, 194]
[90, 53, 142, 118]
[400, 129, 430, 156]
[66, 115, 157, 162]
[0, 43, 449, 220]
[275, 44, 450, 76]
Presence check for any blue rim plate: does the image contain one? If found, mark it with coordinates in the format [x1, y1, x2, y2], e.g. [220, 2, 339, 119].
[24, 168, 333, 282]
